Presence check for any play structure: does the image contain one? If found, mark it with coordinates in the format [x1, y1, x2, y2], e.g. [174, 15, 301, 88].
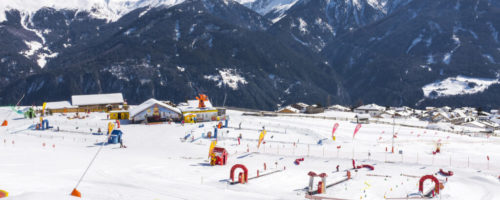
[438, 169, 454, 176]
[108, 130, 123, 144]
[228, 163, 285, 185]
[196, 94, 208, 108]
[210, 147, 228, 166]
[35, 117, 52, 130]
[352, 160, 375, 171]
[24, 108, 36, 119]
[295, 158, 305, 165]
[230, 164, 248, 184]
[307, 171, 352, 195]
[418, 175, 441, 197]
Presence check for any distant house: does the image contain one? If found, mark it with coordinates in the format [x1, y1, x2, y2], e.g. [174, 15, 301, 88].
[395, 110, 412, 118]
[425, 107, 436, 111]
[355, 114, 370, 124]
[305, 104, 325, 114]
[71, 93, 124, 112]
[277, 106, 299, 113]
[291, 102, 309, 113]
[354, 104, 385, 117]
[129, 98, 182, 123]
[431, 110, 452, 123]
[328, 104, 351, 112]
[44, 101, 77, 113]
[463, 121, 486, 129]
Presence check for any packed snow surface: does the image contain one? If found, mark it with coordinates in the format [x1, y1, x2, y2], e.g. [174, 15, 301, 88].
[0, 108, 499, 199]
[422, 75, 500, 98]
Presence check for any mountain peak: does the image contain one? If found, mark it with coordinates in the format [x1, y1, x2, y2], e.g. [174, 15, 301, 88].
[0, 0, 186, 22]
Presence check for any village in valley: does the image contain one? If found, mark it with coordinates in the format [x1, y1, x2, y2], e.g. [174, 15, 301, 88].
[1, 92, 500, 199]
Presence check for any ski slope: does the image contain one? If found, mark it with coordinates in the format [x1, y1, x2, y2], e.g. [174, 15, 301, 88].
[0, 108, 499, 199]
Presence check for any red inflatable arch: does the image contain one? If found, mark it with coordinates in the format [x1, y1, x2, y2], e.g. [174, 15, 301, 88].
[419, 175, 440, 194]
[357, 164, 375, 171]
[230, 164, 248, 183]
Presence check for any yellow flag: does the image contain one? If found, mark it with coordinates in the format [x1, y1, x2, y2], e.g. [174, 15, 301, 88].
[208, 140, 217, 158]
[257, 130, 267, 148]
[108, 122, 114, 135]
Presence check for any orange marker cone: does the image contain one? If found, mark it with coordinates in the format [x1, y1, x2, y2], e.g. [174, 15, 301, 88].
[70, 188, 81, 198]
[1, 120, 7, 126]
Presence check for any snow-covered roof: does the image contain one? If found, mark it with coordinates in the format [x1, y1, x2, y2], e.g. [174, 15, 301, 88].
[463, 121, 486, 128]
[72, 93, 124, 106]
[328, 104, 350, 111]
[45, 101, 76, 109]
[277, 106, 299, 113]
[355, 104, 385, 111]
[293, 102, 309, 109]
[129, 98, 181, 117]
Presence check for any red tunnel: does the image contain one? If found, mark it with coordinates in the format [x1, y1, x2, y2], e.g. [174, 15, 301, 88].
[230, 164, 248, 183]
[439, 169, 453, 176]
[419, 175, 440, 195]
[356, 164, 374, 171]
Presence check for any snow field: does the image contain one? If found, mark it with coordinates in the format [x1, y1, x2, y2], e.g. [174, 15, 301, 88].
[0, 108, 499, 199]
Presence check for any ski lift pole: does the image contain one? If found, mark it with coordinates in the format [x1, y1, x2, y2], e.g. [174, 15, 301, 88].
[71, 135, 110, 197]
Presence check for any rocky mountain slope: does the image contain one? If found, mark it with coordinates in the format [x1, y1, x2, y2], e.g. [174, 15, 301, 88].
[1, 0, 499, 110]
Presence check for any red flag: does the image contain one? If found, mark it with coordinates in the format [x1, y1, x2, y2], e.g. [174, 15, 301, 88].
[332, 123, 339, 141]
[487, 155, 490, 161]
[353, 124, 362, 138]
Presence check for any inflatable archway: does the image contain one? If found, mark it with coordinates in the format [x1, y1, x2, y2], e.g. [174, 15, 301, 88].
[230, 164, 248, 183]
[357, 164, 375, 171]
[419, 175, 440, 195]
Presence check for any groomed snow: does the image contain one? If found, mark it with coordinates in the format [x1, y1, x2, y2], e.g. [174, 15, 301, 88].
[422, 75, 500, 99]
[0, 107, 499, 199]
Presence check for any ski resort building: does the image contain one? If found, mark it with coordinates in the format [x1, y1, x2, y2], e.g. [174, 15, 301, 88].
[178, 100, 218, 122]
[71, 93, 124, 112]
[44, 101, 78, 113]
[109, 110, 130, 120]
[354, 104, 386, 117]
[129, 99, 182, 123]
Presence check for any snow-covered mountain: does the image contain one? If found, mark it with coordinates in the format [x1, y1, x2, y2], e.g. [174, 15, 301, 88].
[0, 0, 297, 23]
[1, 0, 500, 110]
[235, 0, 298, 22]
[0, 0, 185, 23]
[0, 0, 347, 109]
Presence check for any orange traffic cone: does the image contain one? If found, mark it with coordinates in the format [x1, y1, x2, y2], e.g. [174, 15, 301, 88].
[1, 120, 7, 126]
[70, 188, 81, 198]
